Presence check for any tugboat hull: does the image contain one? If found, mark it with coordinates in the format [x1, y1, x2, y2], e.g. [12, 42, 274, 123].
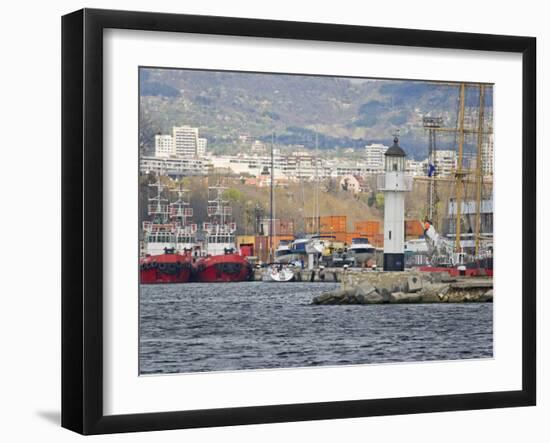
[140, 253, 192, 284]
[194, 254, 252, 282]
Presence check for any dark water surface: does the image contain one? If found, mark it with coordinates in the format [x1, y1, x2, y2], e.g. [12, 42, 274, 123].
[139, 282, 493, 374]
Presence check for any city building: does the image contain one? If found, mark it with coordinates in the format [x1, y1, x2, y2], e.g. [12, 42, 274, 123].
[154, 134, 175, 158]
[364, 143, 388, 173]
[405, 159, 427, 176]
[140, 155, 212, 176]
[197, 137, 208, 157]
[482, 134, 494, 176]
[251, 140, 266, 153]
[172, 125, 199, 157]
[433, 150, 457, 177]
[209, 153, 288, 178]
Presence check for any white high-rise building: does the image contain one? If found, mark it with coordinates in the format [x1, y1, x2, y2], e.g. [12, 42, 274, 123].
[365, 143, 388, 172]
[434, 150, 457, 176]
[482, 134, 494, 176]
[172, 125, 199, 157]
[251, 140, 266, 153]
[405, 159, 427, 176]
[197, 137, 208, 157]
[154, 134, 175, 158]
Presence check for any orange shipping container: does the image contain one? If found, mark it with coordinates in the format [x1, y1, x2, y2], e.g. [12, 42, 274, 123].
[354, 220, 380, 236]
[276, 219, 294, 236]
[344, 232, 369, 245]
[320, 215, 347, 233]
[330, 232, 348, 243]
[305, 215, 347, 234]
[405, 220, 424, 237]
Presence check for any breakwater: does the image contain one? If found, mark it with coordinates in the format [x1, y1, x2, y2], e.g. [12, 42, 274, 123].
[312, 269, 493, 305]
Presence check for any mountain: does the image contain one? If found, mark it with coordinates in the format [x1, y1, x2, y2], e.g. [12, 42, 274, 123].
[139, 68, 493, 160]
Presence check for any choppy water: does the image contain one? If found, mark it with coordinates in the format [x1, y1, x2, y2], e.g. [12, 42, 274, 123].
[139, 282, 493, 374]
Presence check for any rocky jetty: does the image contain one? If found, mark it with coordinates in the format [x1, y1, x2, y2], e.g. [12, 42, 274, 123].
[312, 271, 493, 305]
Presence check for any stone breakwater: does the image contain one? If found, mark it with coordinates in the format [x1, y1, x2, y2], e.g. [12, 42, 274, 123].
[312, 270, 493, 305]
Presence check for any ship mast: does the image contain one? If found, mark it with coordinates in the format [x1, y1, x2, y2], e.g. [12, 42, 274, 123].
[415, 82, 492, 259]
[269, 133, 275, 262]
[148, 174, 169, 224]
[474, 85, 486, 256]
[170, 182, 192, 226]
[454, 83, 466, 252]
[314, 132, 320, 235]
[207, 184, 231, 226]
[423, 116, 443, 225]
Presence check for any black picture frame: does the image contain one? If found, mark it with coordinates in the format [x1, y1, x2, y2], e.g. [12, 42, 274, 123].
[62, 8, 536, 435]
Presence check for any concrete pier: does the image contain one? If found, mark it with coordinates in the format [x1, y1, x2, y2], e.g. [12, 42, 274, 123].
[311, 269, 493, 305]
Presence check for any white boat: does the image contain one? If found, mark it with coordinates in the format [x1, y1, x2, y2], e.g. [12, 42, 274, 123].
[306, 235, 334, 255]
[346, 237, 376, 265]
[263, 264, 295, 282]
[274, 238, 308, 264]
[274, 239, 294, 263]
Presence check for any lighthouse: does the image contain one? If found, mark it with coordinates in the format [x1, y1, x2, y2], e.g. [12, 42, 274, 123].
[380, 136, 411, 271]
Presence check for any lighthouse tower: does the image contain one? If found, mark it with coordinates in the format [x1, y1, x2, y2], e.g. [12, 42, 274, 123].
[380, 137, 410, 271]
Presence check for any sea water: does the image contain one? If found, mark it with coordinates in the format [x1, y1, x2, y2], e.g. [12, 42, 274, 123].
[139, 282, 493, 374]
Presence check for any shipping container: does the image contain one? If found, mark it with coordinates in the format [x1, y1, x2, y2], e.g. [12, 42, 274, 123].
[237, 235, 255, 246]
[354, 220, 381, 236]
[405, 220, 425, 237]
[259, 219, 295, 236]
[329, 232, 348, 243]
[305, 215, 347, 234]
[277, 220, 295, 236]
[240, 244, 254, 257]
[344, 232, 371, 245]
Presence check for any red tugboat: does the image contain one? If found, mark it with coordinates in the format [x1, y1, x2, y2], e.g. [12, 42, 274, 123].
[139, 176, 195, 284]
[194, 252, 252, 283]
[140, 248, 193, 284]
[194, 185, 252, 282]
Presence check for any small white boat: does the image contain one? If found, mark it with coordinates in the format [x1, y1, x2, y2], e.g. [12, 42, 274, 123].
[347, 237, 376, 265]
[262, 264, 295, 282]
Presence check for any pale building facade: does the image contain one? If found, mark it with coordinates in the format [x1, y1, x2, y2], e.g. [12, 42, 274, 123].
[482, 134, 494, 176]
[197, 137, 208, 157]
[154, 134, 175, 158]
[365, 143, 388, 173]
[434, 150, 457, 176]
[173, 125, 199, 157]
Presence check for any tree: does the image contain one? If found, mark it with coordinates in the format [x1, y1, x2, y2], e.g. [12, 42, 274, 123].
[375, 192, 385, 210]
[223, 188, 244, 202]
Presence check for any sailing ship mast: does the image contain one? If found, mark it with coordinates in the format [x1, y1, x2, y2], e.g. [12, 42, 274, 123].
[474, 85, 486, 256]
[269, 133, 275, 263]
[314, 132, 320, 235]
[454, 83, 466, 252]
[416, 82, 492, 259]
